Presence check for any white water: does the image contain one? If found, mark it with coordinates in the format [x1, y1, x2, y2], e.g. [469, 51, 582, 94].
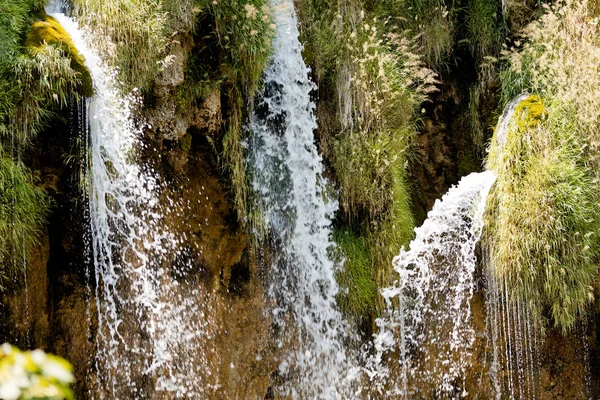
[370, 171, 495, 398]
[248, 1, 355, 398]
[366, 93, 543, 399]
[49, 8, 213, 399]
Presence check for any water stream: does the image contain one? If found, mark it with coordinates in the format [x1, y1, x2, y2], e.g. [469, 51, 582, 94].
[366, 94, 543, 399]
[248, 0, 355, 397]
[369, 171, 496, 398]
[49, 6, 214, 398]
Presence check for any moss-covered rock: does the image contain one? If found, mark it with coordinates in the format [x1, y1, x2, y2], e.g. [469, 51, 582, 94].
[514, 94, 546, 131]
[25, 13, 93, 97]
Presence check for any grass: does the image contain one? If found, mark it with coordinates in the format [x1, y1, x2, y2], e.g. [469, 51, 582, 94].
[0, 157, 49, 284]
[0, 0, 77, 282]
[332, 229, 377, 321]
[298, 1, 437, 318]
[487, 0, 600, 332]
[71, 0, 174, 92]
[25, 12, 94, 97]
[372, 0, 456, 68]
[466, 0, 505, 61]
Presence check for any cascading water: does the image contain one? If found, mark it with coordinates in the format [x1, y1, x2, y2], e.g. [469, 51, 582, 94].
[248, 0, 355, 397]
[368, 95, 535, 399]
[49, 6, 214, 399]
[370, 171, 496, 398]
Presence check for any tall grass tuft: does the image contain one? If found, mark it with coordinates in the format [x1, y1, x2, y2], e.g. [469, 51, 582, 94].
[0, 1, 77, 281]
[0, 158, 49, 284]
[298, 1, 437, 319]
[488, 0, 600, 332]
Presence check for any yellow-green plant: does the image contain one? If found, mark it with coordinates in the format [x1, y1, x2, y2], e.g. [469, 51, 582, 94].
[488, 0, 600, 332]
[71, 0, 174, 92]
[0, 344, 74, 400]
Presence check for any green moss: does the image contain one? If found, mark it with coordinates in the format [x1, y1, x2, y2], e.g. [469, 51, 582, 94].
[333, 229, 377, 321]
[513, 94, 546, 131]
[179, 133, 193, 153]
[25, 13, 94, 97]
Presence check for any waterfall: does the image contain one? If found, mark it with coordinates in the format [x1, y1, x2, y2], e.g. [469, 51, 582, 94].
[367, 93, 545, 399]
[370, 171, 496, 398]
[49, 9, 213, 399]
[248, 0, 355, 397]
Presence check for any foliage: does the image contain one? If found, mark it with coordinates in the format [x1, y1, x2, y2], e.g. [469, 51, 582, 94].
[25, 13, 93, 97]
[1, 3, 88, 145]
[466, 0, 505, 61]
[375, 0, 456, 68]
[488, 0, 600, 332]
[194, 0, 275, 221]
[332, 229, 377, 320]
[71, 0, 176, 92]
[299, 1, 436, 318]
[0, 1, 77, 284]
[0, 344, 74, 400]
[0, 159, 48, 283]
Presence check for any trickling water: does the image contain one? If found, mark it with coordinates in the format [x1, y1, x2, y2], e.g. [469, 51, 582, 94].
[50, 9, 214, 399]
[248, 0, 355, 397]
[370, 171, 496, 398]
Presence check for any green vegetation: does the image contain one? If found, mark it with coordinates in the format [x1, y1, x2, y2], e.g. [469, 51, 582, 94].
[466, 0, 504, 62]
[332, 229, 377, 320]
[487, 0, 600, 332]
[0, 159, 48, 283]
[0, 344, 75, 400]
[299, 0, 437, 322]
[71, 0, 183, 92]
[0, 0, 87, 282]
[374, 0, 456, 68]
[25, 13, 93, 97]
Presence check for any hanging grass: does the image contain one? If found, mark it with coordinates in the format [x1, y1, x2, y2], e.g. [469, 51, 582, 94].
[25, 12, 93, 97]
[0, 158, 49, 283]
[0, 0, 80, 281]
[298, 1, 437, 319]
[488, 0, 600, 332]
